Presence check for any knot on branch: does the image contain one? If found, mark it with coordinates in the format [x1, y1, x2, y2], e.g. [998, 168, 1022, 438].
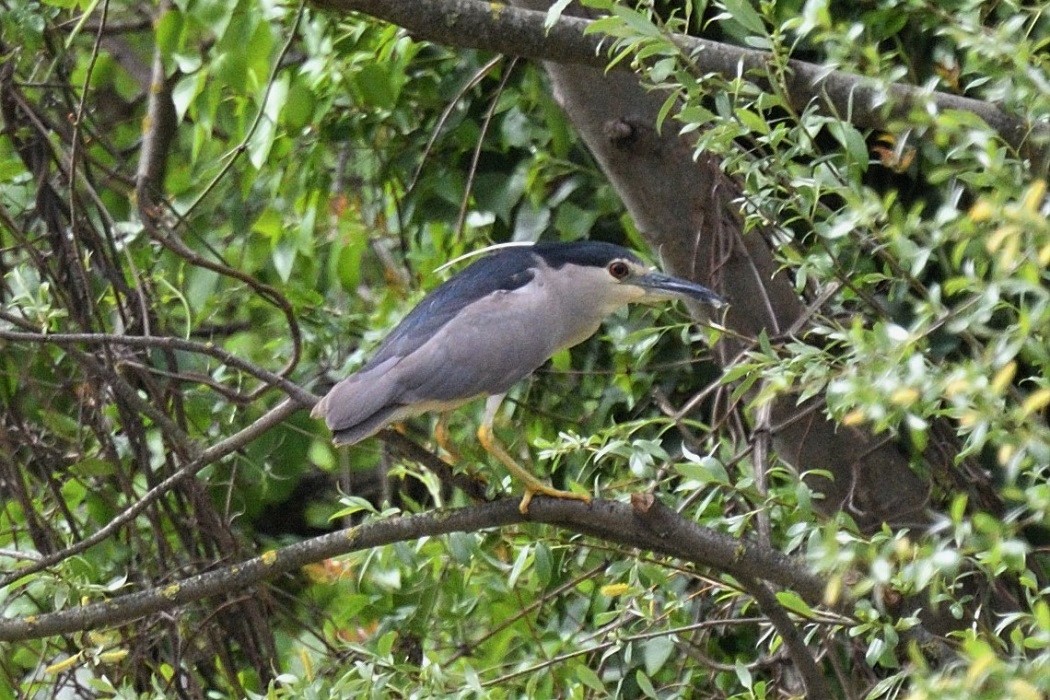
[603, 117, 647, 149]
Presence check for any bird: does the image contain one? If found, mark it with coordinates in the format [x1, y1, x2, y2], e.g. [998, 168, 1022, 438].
[312, 240, 724, 513]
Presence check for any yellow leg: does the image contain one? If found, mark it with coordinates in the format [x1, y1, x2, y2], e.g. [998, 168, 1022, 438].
[434, 414, 461, 463]
[478, 395, 591, 514]
[433, 414, 489, 494]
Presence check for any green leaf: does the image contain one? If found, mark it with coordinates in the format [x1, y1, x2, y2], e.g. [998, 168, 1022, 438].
[828, 121, 869, 171]
[643, 635, 674, 676]
[271, 242, 296, 283]
[171, 71, 205, 122]
[353, 63, 397, 109]
[248, 73, 289, 170]
[252, 208, 283, 239]
[635, 669, 658, 698]
[608, 5, 663, 39]
[376, 631, 396, 658]
[155, 9, 185, 57]
[677, 448, 730, 485]
[544, 0, 574, 29]
[575, 664, 604, 692]
[329, 496, 377, 520]
[735, 659, 753, 688]
[507, 544, 532, 588]
[553, 202, 599, 239]
[336, 238, 366, 293]
[534, 543, 553, 586]
[736, 107, 770, 135]
[283, 79, 317, 132]
[70, 458, 115, 477]
[865, 637, 887, 667]
[775, 590, 815, 618]
[720, 0, 766, 35]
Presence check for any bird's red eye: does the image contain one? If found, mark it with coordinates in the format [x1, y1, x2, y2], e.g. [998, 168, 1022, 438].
[608, 261, 630, 280]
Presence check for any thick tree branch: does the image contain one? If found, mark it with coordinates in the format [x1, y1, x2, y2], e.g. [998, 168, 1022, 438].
[312, 0, 1046, 162]
[0, 497, 827, 642]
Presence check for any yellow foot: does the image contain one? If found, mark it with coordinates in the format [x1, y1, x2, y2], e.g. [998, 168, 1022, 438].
[518, 484, 591, 514]
[477, 418, 591, 514]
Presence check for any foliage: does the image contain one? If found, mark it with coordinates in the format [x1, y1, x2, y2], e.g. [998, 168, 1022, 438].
[0, 0, 1047, 698]
[579, 0, 1050, 695]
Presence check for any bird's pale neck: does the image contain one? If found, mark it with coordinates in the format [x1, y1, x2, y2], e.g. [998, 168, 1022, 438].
[534, 259, 641, 350]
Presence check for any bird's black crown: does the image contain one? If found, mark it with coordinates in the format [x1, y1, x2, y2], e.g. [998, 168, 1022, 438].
[530, 241, 642, 269]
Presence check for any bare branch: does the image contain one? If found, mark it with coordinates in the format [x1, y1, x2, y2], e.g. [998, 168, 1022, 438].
[134, 13, 177, 213]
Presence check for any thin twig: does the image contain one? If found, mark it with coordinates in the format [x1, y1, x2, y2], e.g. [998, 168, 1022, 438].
[0, 324, 316, 405]
[454, 57, 518, 238]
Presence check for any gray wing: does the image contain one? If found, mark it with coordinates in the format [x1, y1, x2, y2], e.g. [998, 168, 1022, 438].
[313, 284, 561, 445]
[395, 288, 561, 403]
[310, 356, 405, 445]
[364, 249, 537, 370]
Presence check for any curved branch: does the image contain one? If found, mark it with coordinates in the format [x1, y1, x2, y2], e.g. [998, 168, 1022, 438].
[311, 0, 1046, 162]
[0, 496, 826, 642]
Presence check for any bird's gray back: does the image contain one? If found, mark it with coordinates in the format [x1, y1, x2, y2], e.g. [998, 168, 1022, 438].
[314, 241, 640, 443]
[364, 241, 639, 369]
[363, 247, 540, 369]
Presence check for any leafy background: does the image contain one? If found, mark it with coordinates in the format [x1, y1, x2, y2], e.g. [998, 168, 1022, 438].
[0, 0, 1047, 697]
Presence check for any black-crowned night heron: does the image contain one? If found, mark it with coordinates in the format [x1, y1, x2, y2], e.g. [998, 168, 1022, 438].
[313, 241, 724, 512]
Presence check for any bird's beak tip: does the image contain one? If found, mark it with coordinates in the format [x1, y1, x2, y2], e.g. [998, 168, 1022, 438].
[694, 292, 727, 309]
[637, 272, 725, 308]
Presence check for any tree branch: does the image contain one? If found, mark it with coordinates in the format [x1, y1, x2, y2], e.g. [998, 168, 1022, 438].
[0, 496, 827, 642]
[311, 0, 1046, 162]
[134, 5, 177, 215]
[741, 573, 833, 699]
